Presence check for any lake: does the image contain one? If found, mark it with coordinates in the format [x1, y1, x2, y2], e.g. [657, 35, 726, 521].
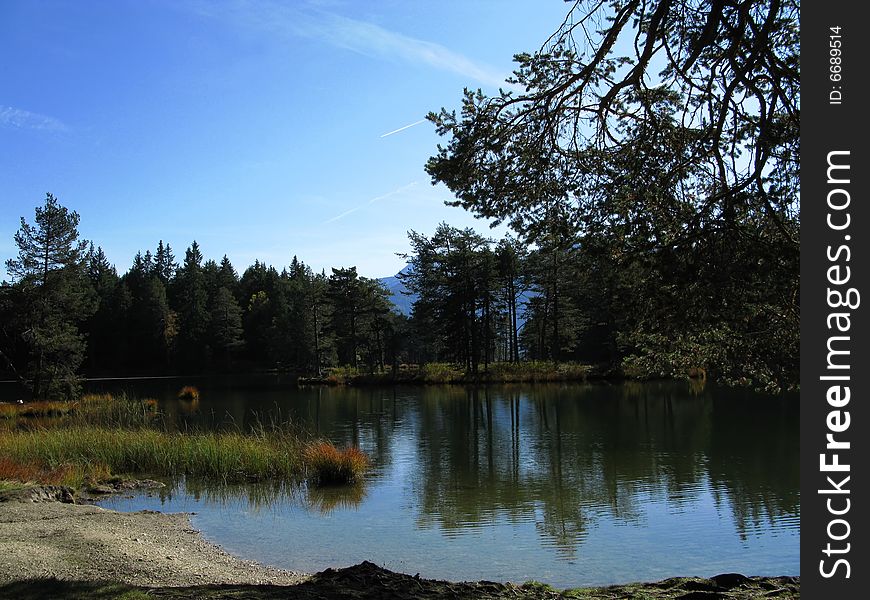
[83, 376, 798, 589]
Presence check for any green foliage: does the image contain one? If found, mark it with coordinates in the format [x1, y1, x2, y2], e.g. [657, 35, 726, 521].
[208, 286, 243, 363]
[402, 224, 506, 372]
[327, 266, 394, 372]
[3, 194, 97, 398]
[173, 241, 211, 369]
[423, 1, 799, 391]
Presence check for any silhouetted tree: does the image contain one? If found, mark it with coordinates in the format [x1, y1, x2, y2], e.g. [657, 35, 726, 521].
[3, 194, 96, 398]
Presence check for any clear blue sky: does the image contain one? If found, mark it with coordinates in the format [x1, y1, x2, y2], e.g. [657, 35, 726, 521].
[1, 0, 571, 280]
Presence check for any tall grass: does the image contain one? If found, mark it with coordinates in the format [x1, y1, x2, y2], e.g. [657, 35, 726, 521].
[0, 455, 111, 489]
[0, 393, 159, 427]
[0, 426, 305, 484]
[0, 392, 374, 490]
[0, 400, 76, 419]
[482, 361, 592, 382]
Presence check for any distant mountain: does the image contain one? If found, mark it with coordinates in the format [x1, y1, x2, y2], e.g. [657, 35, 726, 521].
[378, 264, 416, 316]
[378, 265, 535, 329]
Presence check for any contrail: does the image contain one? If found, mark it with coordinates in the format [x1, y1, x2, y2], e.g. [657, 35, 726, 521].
[379, 119, 426, 138]
[323, 181, 419, 224]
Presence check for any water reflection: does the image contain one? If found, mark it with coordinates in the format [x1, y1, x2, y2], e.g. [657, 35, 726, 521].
[306, 483, 368, 515]
[91, 377, 798, 585]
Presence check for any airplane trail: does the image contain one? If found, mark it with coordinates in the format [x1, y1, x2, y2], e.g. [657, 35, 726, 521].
[379, 119, 426, 138]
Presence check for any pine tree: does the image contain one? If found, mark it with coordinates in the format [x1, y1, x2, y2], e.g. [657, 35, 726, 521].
[84, 244, 120, 371]
[154, 240, 177, 285]
[208, 286, 243, 366]
[175, 241, 210, 369]
[4, 193, 96, 398]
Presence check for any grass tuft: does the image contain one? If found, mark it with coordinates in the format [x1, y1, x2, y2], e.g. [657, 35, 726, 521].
[303, 441, 370, 486]
[178, 386, 200, 401]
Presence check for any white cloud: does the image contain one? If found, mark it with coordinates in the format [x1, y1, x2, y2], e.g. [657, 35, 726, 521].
[0, 106, 68, 132]
[193, 1, 508, 89]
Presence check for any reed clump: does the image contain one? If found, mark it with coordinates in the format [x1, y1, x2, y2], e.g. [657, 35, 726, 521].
[303, 441, 370, 486]
[178, 386, 200, 401]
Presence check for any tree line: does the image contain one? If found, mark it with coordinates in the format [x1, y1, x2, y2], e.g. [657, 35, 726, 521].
[0, 194, 411, 398]
[2, 179, 798, 400]
[2, 1, 799, 397]
[0, 194, 612, 399]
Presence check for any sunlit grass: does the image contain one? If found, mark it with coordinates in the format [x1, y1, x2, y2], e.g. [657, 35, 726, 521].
[303, 441, 370, 486]
[0, 426, 305, 484]
[0, 392, 370, 490]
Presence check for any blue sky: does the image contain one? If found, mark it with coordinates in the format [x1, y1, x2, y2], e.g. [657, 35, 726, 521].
[1, 0, 571, 280]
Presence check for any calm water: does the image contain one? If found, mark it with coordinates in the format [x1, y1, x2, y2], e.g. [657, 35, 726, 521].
[82, 376, 798, 588]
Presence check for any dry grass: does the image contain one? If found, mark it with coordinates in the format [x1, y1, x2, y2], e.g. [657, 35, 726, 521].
[178, 386, 201, 401]
[0, 456, 111, 488]
[303, 442, 370, 486]
[0, 394, 160, 427]
[0, 401, 76, 419]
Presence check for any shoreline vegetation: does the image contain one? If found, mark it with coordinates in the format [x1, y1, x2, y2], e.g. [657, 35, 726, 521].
[0, 392, 367, 492]
[295, 361, 721, 392]
[297, 361, 598, 386]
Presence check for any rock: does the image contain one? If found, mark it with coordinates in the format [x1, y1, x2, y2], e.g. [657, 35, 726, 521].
[711, 573, 749, 589]
[0, 485, 75, 504]
[679, 580, 719, 592]
[675, 592, 727, 600]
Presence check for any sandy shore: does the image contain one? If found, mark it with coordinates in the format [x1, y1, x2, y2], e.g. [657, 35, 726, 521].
[0, 486, 799, 599]
[0, 487, 306, 587]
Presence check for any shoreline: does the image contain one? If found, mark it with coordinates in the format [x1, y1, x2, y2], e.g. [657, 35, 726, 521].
[0, 487, 800, 599]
